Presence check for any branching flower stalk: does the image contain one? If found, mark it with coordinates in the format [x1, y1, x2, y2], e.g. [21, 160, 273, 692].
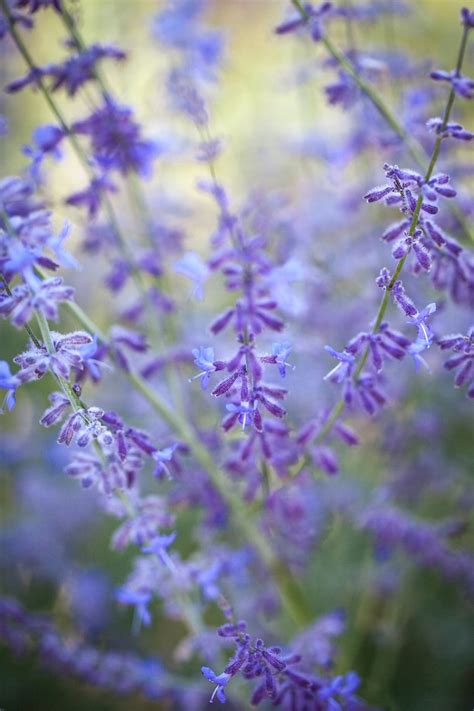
[2, 203, 310, 629]
[288, 10, 472, 476]
[2, 204, 209, 640]
[290, 0, 474, 244]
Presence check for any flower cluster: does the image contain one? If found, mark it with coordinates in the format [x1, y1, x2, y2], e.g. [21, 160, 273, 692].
[438, 327, 474, 398]
[201, 620, 367, 709]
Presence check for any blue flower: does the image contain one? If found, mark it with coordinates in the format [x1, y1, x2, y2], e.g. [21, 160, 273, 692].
[141, 532, 177, 564]
[225, 400, 256, 430]
[323, 346, 355, 383]
[152, 444, 178, 479]
[0, 361, 18, 413]
[407, 302, 436, 346]
[318, 671, 361, 708]
[272, 342, 295, 378]
[190, 346, 216, 389]
[48, 222, 81, 270]
[116, 588, 152, 633]
[72, 99, 158, 178]
[430, 69, 474, 100]
[173, 252, 209, 301]
[201, 666, 231, 704]
[408, 338, 432, 372]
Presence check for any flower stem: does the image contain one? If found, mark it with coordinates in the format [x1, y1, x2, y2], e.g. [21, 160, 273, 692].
[290, 0, 474, 243]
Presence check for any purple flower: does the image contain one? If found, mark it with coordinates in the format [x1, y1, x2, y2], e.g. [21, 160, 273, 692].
[66, 175, 117, 218]
[48, 221, 81, 270]
[116, 588, 153, 632]
[8, 44, 126, 96]
[15, 0, 62, 13]
[201, 667, 231, 704]
[461, 7, 474, 27]
[430, 69, 474, 99]
[153, 0, 224, 81]
[408, 337, 432, 373]
[392, 281, 418, 317]
[22, 124, 65, 183]
[407, 302, 436, 346]
[0, 11, 33, 40]
[166, 69, 208, 125]
[439, 327, 474, 398]
[39, 391, 71, 427]
[0, 277, 74, 327]
[190, 346, 218, 389]
[13, 331, 92, 382]
[261, 342, 295, 378]
[49, 44, 126, 96]
[0, 361, 18, 412]
[152, 445, 178, 479]
[275, 2, 332, 41]
[325, 71, 359, 110]
[142, 532, 177, 564]
[427, 117, 474, 141]
[360, 506, 474, 594]
[72, 99, 158, 177]
[109, 326, 148, 372]
[173, 252, 209, 301]
[225, 400, 258, 431]
[323, 346, 355, 383]
[5, 66, 44, 93]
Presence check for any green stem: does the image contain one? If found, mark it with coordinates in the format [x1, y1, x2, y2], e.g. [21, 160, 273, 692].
[34, 309, 85, 414]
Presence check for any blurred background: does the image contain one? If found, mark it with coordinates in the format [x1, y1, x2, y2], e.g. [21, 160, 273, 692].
[1, 1, 473, 710]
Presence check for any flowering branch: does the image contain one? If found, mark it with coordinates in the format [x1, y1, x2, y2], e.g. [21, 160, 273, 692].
[289, 0, 474, 244]
[288, 8, 472, 477]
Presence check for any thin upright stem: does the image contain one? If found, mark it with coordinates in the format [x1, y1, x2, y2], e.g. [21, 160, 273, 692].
[286, 11, 471, 477]
[290, 0, 474, 243]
